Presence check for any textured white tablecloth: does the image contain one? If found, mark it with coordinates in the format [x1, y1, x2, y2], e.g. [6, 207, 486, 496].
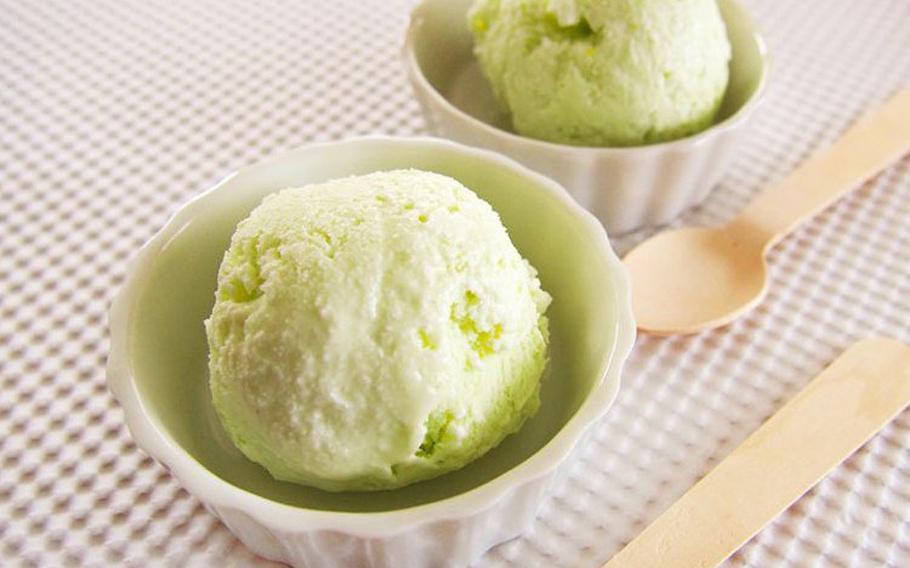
[2, 1, 910, 566]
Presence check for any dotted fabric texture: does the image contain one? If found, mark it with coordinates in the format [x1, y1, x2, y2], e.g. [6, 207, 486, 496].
[1, 0, 910, 566]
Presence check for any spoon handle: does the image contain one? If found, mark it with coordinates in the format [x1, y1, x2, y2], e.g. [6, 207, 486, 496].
[602, 338, 910, 568]
[732, 88, 910, 249]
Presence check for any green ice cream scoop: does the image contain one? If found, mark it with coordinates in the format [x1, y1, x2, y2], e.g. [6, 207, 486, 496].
[205, 170, 551, 492]
[469, 0, 732, 146]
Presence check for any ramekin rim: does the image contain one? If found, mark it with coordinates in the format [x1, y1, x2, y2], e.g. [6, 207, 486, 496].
[106, 135, 635, 537]
[402, 0, 770, 155]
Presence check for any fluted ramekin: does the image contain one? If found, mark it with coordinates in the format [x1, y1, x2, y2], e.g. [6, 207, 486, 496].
[404, 0, 768, 234]
[107, 137, 635, 568]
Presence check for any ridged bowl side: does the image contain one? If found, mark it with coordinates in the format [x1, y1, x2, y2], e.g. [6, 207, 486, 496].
[107, 136, 635, 568]
[405, 0, 769, 234]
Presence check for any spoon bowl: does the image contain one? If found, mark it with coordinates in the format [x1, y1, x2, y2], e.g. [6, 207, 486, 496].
[624, 88, 910, 335]
[625, 227, 768, 335]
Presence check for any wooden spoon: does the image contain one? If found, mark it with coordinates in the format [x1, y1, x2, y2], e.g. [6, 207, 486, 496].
[603, 337, 910, 568]
[625, 88, 910, 335]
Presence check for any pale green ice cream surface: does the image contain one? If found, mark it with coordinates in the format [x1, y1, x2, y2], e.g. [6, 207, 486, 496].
[469, 0, 732, 146]
[205, 170, 550, 492]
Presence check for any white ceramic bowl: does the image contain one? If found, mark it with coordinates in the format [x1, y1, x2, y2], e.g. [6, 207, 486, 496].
[405, 0, 769, 234]
[107, 137, 635, 568]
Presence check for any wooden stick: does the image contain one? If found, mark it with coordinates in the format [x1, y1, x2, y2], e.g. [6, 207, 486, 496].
[735, 87, 910, 248]
[603, 338, 910, 568]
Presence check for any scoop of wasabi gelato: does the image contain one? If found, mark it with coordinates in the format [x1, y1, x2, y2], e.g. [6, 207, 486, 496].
[205, 170, 550, 492]
[469, 0, 731, 146]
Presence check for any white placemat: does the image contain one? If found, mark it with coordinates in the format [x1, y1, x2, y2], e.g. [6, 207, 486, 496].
[2, 1, 909, 566]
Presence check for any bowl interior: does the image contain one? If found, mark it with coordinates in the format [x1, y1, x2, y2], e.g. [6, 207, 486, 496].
[128, 139, 620, 512]
[410, 0, 767, 142]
